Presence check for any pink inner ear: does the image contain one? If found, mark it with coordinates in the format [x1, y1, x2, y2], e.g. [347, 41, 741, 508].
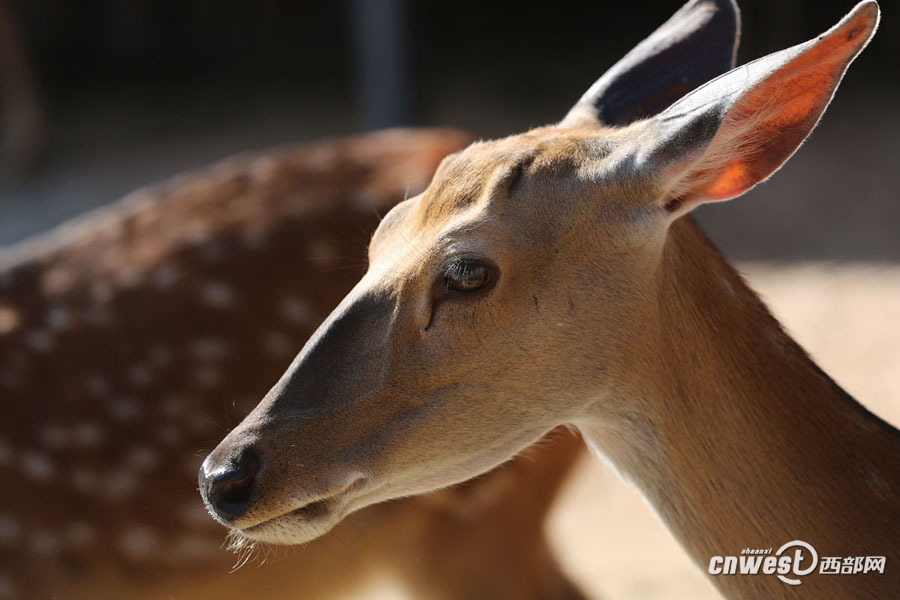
[695, 5, 877, 203]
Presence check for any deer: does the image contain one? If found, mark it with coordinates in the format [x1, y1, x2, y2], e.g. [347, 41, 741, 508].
[0, 128, 590, 599]
[200, 0, 900, 598]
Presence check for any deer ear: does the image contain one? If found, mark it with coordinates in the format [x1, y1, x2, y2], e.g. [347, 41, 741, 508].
[640, 0, 879, 214]
[562, 0, 740, 128]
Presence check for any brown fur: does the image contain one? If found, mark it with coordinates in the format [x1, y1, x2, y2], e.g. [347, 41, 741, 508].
[0, 129, 585, 599]
[206, 2, 897, 599]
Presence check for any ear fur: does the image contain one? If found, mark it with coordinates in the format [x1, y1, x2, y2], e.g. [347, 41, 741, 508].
[640, 0, 879, 214]
[562, 0, 740, 128]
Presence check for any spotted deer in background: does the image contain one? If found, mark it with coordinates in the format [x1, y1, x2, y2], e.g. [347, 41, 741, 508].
[0, 129, 589, 599]
[202, 1, 900, 598]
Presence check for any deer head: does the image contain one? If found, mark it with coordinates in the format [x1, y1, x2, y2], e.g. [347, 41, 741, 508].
[201, 0, 879, 553]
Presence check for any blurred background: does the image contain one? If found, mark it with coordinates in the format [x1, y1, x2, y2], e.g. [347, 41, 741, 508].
[0, 0, 898, 256]
[0, 1, 898, 599]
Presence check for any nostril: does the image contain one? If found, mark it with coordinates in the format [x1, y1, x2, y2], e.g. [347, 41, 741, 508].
[206, 448, 259, 521]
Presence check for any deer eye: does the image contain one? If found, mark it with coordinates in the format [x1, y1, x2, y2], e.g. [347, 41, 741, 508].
[444, 259, 491, 293]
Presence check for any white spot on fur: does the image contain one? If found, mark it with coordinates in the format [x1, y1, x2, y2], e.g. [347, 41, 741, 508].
[116, 266, 143, 288]
[0, 574, 16, 599]
[262, 332, 293, 356]
[70, 466, 97, 493]
[153, 265, 179, 290]
[29, 530, 61, 555]
[128, 364, 154, 387]
[200, 282, 234, 308]
[199, 240, 227, 263]
[72, 422, 104, 447]
[242, 225, 267, 249]
[158, 425, 181, 446]
[45, 307, 71, 332]
[148, 345, 173, 367]
[84, 374, 110, 397]
[120, 526, 160, 559]
[21, 450, 55, 482]
[279, 297, 313, 325]
[0, 515, 20, 545]
[307, 239, 340, 265]
[179, 502, 214, 526]
[189, 338, 232, 361]
[173, 535, 219, 560]
[160, 395, 187, 417]
[110, 397, 141, 422]
[193, 366, 222, 389]
[104, 470, 139, 499]
[185, 220, 211, 245]
[42, 267, 75, 294]
[0, 306, 20, 335]
[90, 280, 114, 303]
[127, 446, 158, 471]
[24, 329, 53, 353]
[65, 522, 96, 548]
[39, 424, 68, 448]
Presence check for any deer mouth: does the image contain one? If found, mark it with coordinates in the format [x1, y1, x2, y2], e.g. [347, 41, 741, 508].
[237, 475, 369, 544]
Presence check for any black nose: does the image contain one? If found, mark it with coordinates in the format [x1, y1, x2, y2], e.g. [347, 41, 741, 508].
[200, 447, 259, 522]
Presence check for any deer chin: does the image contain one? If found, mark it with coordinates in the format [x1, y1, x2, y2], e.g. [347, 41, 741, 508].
[231, 474, 369, 546]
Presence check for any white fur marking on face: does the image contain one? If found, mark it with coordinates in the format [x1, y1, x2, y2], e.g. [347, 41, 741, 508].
[0, 515, 20, 545]
[200, 282, 234, 308]
[21, 451, 55, 482]
[0, 306, 20, 335]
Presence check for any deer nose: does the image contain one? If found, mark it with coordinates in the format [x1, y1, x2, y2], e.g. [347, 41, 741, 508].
[200, 447, 260, 522]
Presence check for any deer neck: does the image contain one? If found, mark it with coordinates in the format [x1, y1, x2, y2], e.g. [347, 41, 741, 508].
[578, 217, 900, 591]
